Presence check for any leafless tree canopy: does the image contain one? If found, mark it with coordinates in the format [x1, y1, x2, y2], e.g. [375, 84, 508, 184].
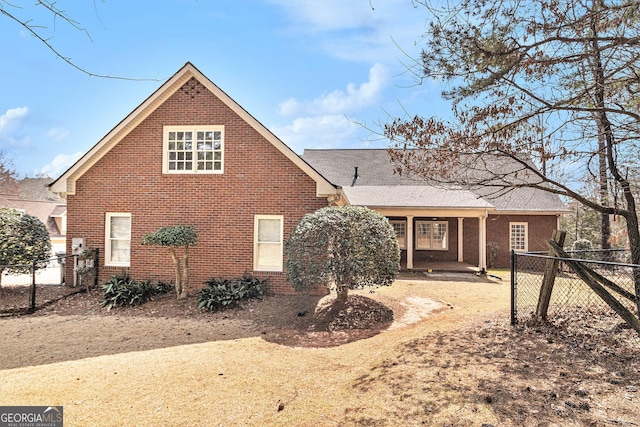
[1, 0, 156, 80]
[385, 0, 640, 309]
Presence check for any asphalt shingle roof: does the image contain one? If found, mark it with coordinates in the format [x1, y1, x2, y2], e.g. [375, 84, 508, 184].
[0, 194, 66, 237]
[302, 149, 568, 212]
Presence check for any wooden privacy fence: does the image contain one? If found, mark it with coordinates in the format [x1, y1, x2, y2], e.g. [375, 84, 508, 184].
[511, 232, 640, 336]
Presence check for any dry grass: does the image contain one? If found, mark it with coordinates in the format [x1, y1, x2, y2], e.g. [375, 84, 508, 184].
[1, 275, 638, 426]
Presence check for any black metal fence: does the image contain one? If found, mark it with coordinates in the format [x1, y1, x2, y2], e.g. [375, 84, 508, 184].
[0, 251, 98, 314]
[511, 249, 639, 325]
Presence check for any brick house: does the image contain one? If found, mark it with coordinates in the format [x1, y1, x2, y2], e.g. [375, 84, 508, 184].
[51, 62, 567, 294]
[302, 149, 568, 271]
[50, 63, 337, 294]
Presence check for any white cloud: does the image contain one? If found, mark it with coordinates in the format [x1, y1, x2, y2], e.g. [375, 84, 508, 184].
[268, 0, 426, 63]
[0, 107, 30, 147]
[0, 107, 29, 131]
[278, 63, 389, 116]
[47, 128, 70, 142]
[39, 152, 83, 178]
[272, 115, 360, 153]
[273, 64, 391, 152]
[269, 0, 376, 32]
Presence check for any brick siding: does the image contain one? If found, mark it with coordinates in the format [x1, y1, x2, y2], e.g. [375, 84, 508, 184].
[394, 215, 558, 269]
[65, 78, 328, 295]
[487, 214, 558, 268]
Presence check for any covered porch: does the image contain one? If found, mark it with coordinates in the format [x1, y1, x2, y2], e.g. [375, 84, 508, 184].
[340, 185, 497, 273]
[383, 208, 494, 273]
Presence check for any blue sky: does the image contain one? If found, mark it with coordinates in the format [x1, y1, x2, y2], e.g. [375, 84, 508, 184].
[0, 0, 447, 178]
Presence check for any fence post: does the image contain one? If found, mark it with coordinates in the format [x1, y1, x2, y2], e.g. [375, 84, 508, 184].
[93, 248, 99, 289]
[510, 249, 517, 325]
[535, 230, 566, 320]
[30, 260, 37, 312]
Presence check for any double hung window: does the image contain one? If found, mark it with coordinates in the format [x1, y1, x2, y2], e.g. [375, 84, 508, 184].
[389, 220, 407, 249]
[254, 215, 283, 271]
[416, 221, 448, 250]
[105, 213, 131, 266]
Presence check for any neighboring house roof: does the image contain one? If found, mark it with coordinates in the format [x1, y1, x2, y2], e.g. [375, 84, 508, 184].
[302, 149, 568, 213]
[18, 177, 60, 201]
[0, 194, 67, 238]
[50, 62, 336, 197]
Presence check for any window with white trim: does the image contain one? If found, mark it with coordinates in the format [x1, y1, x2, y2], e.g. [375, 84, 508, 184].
[389, 220, 406, 249]
[254, 215, 283, 271]
[163, 126, 224, 173]
[510, 222, 528, 252]
[416, 220, 448, 250]
[105, 213, 131, 266]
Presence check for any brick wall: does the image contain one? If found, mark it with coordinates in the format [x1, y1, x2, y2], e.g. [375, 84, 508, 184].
[463, 218, 479, 266]
[487, 214, 559, 268]
[65, 77, 328, 295]
[392, 214, 557, 270]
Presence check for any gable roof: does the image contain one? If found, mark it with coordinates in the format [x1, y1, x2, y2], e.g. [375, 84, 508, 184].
[302, 149, 568, 213]
[50, 62, 336, 197]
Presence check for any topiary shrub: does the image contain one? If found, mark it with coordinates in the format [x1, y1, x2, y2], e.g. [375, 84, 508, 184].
[285, 206, 400, 307]
[102, 273, 173, 310]
[198, 272, 267, 311]
[141, 225, 198, 300]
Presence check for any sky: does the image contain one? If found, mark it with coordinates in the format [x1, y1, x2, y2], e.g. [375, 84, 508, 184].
[0, 0, 448, 179]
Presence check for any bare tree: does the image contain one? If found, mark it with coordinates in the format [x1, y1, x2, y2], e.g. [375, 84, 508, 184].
[1, 0, 156, 80]
[385, 0, 640, 311]
[0, 152, 19, 195]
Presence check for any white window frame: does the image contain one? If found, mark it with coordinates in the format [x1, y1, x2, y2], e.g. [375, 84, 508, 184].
[389, 219, 407, 249]
[162, 125, 224, 174]
[415, 220, 448, 250]
[510, 222, 528, 252]
[254, 215, 284, 272]
[105, 213, 131, 267]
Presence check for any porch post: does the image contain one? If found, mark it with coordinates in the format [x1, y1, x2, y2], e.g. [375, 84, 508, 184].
[478, 212, 487, 272]
[457, 217, 464, 262]
[406, 215, 414, 269]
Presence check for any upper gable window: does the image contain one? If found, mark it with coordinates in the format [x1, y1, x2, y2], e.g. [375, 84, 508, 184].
[163, 126, 224, 174]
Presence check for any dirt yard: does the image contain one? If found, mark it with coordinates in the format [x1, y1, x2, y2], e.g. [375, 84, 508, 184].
[1, 273, 638, 426]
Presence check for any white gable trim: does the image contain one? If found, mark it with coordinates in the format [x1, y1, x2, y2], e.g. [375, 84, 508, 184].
[50, 62, 336, 197]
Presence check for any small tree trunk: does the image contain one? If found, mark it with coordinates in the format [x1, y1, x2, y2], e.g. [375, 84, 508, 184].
[334, 285, 349, 308]
[169, 247, 185, 300]
[178, 260, 187, 299]
[180, 245, 190, 300]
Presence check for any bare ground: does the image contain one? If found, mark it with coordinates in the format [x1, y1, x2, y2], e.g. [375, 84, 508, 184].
[1, 274, 639, 426]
